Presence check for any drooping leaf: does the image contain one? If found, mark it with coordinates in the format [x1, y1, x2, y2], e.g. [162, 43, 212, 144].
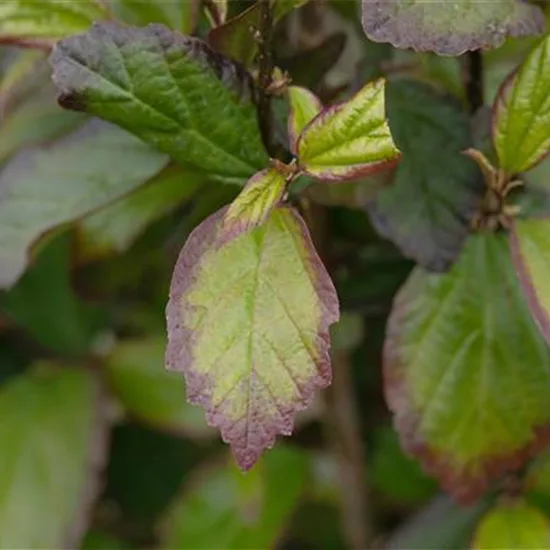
[208, 0, 308, 66]
[220, 167, 288, 242]
[385, 233, 550, 502]
[104, 337, 214, 438]
[0, 120, 167, 289]
[472, 500, 550, 549]
[0, 365, 109, 548]
[362, 0, 545, 56]
[0, 0, 108, 45]
[367, 80, 482, 271]
[296, 78, 400, 181]
[493, 34, 550, 174]
[509, 217, 550, 345]
[287, 86, 322, 155]
[161, 446, 308, 549]
[113, 0, 200, 34]
[50, 22, 268, 184]
[166, 206, 339, 469]
[78, 166, 203, 259]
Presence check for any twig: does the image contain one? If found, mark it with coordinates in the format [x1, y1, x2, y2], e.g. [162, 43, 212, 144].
[256, 0, 277, 158]
[464, 51, 484, 113]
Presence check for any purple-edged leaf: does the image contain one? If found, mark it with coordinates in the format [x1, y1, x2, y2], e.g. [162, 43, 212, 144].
[50, 22, 268, 184]
[362, 0, 545, 56]
[493, 34, 550, 174]
[0, 365, 109, 548]
[0, 120, 167, 289]
[367, 80, 482, 272]
[166, 206, 339, 469]
[510, 217, 550, 346]
[385, 233, 550, 502]
[221, 167, 288, 243]
[287, 86, 322, 155]
[296, 78, 400, 182]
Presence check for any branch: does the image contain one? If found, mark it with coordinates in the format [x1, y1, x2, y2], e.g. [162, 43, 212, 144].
[256, 0, 277, 158]
[464, 51, 484, 113]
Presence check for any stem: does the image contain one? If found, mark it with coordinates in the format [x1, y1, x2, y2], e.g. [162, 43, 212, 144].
[256, 0, 276, 158]
[465, 51, 484, 113]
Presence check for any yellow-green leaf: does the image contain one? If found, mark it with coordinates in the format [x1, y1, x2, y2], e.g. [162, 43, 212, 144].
[287, 86, 322, 154]
[221, 167, 288, 242]
[472, 500, 550, 549]
[166, 206, 339, 469]
[296, 78, 400, 182]
[493, 34, 550, 174]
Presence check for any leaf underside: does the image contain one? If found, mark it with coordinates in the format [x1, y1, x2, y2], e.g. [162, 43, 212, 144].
[166, 206, 339, 469]
[385, 233, 550, 502]
[50, 22, 268, 183]
[362, 0, 545, 56]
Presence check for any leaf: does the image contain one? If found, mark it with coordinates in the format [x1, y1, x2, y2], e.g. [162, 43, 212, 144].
[0, 365, 109, 548]
[166, 206, 339, 469]
[0, 0, 108, 45]
[296, 78, 400, 182]
[204, 0, 228, 27]
[385, 232, 550, 502]
[367, 80, 482, 272]
[288, 86, 322, 155]
[362, 0, 545, 56]
[493, 34, 550, 174]
[104, 337, 214, 438]
[509, 217, 550, 346]
[50, 22, 268, 183]
[472, 500, 550, 549]
[220, 167, 288, 242]
[0, 120, 168, 289]
[113, 0, 200, 34]
[78, 166, 203, 259]
[161, 446, 308, 549]
[208, 0, 308, 66]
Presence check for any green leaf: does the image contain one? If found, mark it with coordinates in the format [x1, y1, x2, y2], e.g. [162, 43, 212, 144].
[161, 446, 308, 549]
[112, 0, 200, 34]
[166, 206, 339, 469]
[287, 86, 322, 155]
[510, 217, 550, 345]
[493, 34, 550, 174]
[220, 167, 288, 242]
[0, 0, 108, 45]
[50, 22, 268, 183]
[367, 80, 482, 271]
[385, 233, 550, 502]
[0, 120, 167, 289]
[0, 234, 101, 355]
[362, 0, 545, 56]
[204, 0, 228, 27]
[207, 0, 308, 66]
[296, 78, 400, 182]
[105, 337, 214, 438]
[78, 166, 203, 259]
[472, 500, 550, 549]
[0, 365, 108, 548]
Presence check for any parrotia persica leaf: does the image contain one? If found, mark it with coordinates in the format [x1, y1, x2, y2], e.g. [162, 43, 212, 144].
[362, 0, 545, 56]
[493, 34, 550, 174]
[472, 500, 550, 549]
[50, 22, 268, 184]
[287, 86, 322, 155]
[385, 233, 550, 502]
[0, 120, 167, 289]
[296, 78, 400, 182]
[0, 0, 107, 45]
[105, 337, 214, 438]
[166, 206, 339, 469]
[0, 366, 108, 548]
[510, 217, 550, 346]
[220, 167, 288, 243]
[367, 80, 482, 272]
